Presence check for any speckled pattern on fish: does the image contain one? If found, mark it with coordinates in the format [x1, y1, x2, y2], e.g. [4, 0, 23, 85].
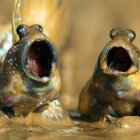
[0, 24, 66, 120]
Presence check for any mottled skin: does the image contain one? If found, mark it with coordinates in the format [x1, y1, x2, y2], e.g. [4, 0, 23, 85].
[79, 28, 140, 121]
[0, 24, 66, 120]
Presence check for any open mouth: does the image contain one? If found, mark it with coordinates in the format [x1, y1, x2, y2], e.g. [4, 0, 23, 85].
[107, 47, 132, 72]
[27, 40, 54, 78]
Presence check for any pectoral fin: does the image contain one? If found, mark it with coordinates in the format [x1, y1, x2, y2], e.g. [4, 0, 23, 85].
[26, 100, 74, 126]
[90, 100, 108, 122]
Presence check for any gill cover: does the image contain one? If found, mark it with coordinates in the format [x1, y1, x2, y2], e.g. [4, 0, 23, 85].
[99, 28, 139, 75]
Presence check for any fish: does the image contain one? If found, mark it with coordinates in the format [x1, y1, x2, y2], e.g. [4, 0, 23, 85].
[0, 24, 66, 120]
[79, 28, 140, 121]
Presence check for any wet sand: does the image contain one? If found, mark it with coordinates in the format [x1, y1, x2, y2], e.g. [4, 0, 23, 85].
[0, 116, 140, 140]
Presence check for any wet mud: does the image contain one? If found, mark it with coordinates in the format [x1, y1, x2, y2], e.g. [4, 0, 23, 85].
[0, 116, 140, 140]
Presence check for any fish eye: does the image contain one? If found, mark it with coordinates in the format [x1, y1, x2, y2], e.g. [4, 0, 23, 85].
[16, 24, 27, 39]
[110, 28, 121, 39]
[126, 29, 136, 41]
[34, 24, 43, 32]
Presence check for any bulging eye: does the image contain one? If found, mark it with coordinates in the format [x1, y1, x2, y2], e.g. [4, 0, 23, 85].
[16, 24, 27, 39]
[126, 29, 136, 42]
[34, 24, 43, 32]
[110, 28, 121, 39]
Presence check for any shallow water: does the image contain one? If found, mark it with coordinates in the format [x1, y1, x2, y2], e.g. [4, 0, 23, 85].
[1, 116, 140, 140]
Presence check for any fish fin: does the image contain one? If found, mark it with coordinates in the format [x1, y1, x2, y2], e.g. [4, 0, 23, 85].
[90, 100, 108, 122]
[79, 79, 92, 117]
[27, 99, 74, 126]
[0, 110, 9, 120]
[40, 99, 70, 120]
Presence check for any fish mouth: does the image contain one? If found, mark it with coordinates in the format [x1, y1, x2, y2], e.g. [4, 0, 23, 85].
[107, 47, 132, 72]
[28, 40, 53, 78]
[101, 46, 139, 75]
[22, 38, 57, 82]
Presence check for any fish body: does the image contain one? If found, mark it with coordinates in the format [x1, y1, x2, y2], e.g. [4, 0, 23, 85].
[79, 28, 140, 121]
[0, 24, 61, 118]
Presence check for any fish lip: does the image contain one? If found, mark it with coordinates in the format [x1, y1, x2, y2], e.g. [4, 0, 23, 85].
[21, 34, 58, 83]
[99, 44, 139, 75]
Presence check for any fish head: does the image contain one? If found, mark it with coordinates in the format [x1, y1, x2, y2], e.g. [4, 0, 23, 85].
[98, 28, 139, 76]
[16, 24, 60, 96]
[16, 24, 58, 81]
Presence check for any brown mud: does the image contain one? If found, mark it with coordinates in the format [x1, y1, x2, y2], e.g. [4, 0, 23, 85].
[0, 116, 140, 140]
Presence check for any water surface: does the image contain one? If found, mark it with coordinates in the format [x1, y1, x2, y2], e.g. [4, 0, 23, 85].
[0, 116, 140, 140]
